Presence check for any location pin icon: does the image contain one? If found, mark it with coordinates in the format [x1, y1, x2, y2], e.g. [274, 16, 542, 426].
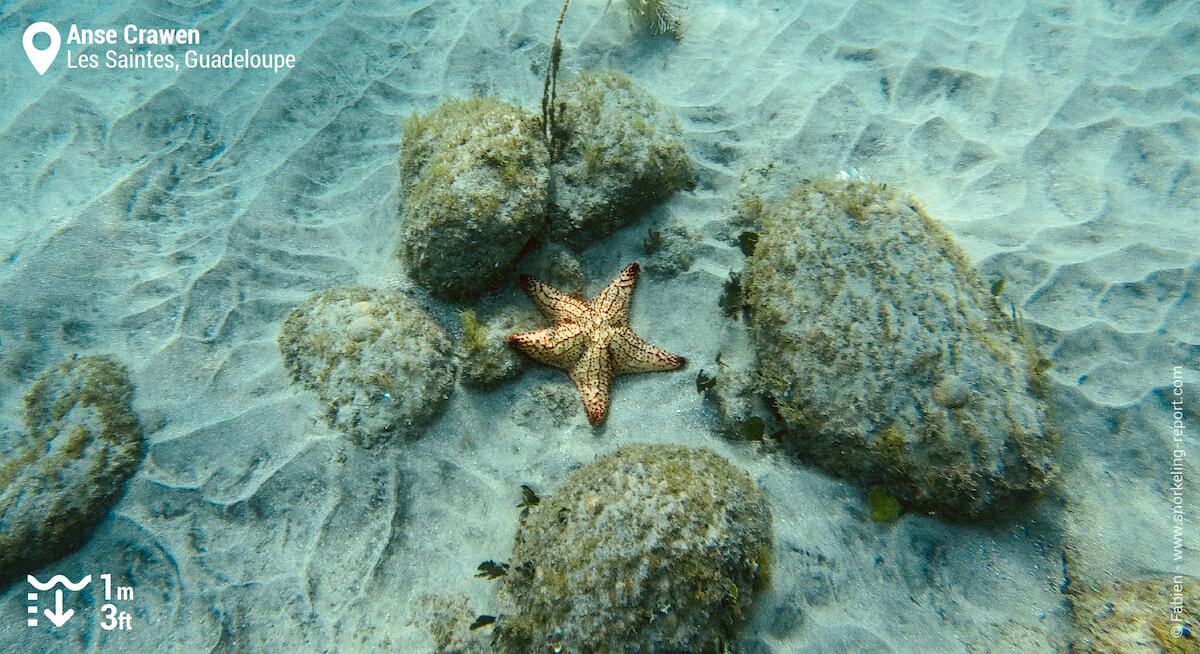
[23, 22, 61, 75]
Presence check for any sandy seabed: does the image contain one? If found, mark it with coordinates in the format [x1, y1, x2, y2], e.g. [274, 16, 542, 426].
[0, 0, 1197, 652]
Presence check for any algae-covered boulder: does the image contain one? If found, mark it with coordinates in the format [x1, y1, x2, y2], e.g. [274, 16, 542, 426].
[0, 355, 144, 582]
[496, 445, 772, 653]
[279, 287, 456, 447]
[546, 70, 694, 249]
[742, 179, 1056, 518]
[454, 308, 527, 389]
[398, 97, 549, 299]
[397, 73, 693, 290]
[1070, 576, 1200, 653]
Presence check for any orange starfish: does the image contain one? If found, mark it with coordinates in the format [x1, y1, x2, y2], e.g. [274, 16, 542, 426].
[508, 262, 686, 424]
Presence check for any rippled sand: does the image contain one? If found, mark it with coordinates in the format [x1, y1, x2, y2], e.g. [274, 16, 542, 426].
[0, 1, 1196, 651]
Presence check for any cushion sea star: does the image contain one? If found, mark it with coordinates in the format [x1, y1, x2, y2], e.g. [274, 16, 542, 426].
[508, 262, 686, 424]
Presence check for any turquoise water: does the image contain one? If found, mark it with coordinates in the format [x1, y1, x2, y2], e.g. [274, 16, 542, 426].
[1, 1, 1198, 652]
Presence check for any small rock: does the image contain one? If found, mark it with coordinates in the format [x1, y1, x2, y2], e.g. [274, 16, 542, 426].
[279, 287, 456, 447]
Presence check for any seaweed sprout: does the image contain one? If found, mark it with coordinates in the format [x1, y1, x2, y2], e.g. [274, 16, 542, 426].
[541, 0, 571, 158]
[457, 309, 487, 353]
[517, 484, 541, 517]
[738, 231, 760, 256]
[469, 615, 497, 630]
[867, 486, 902, 522]
[476, 560, 510, 579]
[719, 272, 745, 318]
[607, 0, 685, 38]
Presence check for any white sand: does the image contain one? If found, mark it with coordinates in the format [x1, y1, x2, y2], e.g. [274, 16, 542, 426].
[1, 0, 1197, 651]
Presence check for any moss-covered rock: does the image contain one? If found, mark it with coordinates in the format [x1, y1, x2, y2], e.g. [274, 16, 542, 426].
[496, 445, 772, 653]
[642, 220, 700, 275]
[742, 178, 1057, 518]
[396, 74, 692, 294]
[398, 97, 549, 299]
[545, 70, 694, 249]
[1070, 575, 1200, 653]
[419, 592, 483, 654]
[0, 355, 144, 582]
[455, 308, 526, 389]
[278, 287, 456, 447]
[517, 242, 588, 299]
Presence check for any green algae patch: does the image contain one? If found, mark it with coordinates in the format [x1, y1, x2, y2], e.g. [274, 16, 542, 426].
[867, 486, 902, 523]
[454, 307, 526, 389]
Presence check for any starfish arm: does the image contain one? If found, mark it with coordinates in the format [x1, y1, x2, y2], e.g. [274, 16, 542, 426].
[611, 326, 687, 375]
[569, 341, 614, 424]
[588, 262, 640, 327]
[508, 322, 588, 370]
[519, 274, 592, 323]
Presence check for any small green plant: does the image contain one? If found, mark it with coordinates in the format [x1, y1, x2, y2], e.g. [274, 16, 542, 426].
[720, 273, 744, 318]
[643, 228, 664, 254]
[750, 542, 772, 593]
[736, 416, 766, 442]
[738, 231, 760, 256]
[517, 484, 541, 517]
[606, 0, 684, 38]
[476, 561, 510, 579]
[541, 0, 572, 160]
[867, 486, 902, 523]
[1029, 356, 1055, 397]
[458, 309, 487, 353]
[469, 615, 497, 630]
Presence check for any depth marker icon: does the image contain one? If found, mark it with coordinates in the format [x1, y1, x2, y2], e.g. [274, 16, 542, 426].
[26, 575, 91, 628]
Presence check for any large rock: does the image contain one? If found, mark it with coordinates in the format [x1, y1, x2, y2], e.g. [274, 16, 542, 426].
[398, 97, 549, 299]
[496, 445, 772, 653]
[742, 178, 1057, 518]
[545, 70, 694, 249]
[0, 355, 144, 582]
[278, 287, 456, 447]
[397, 73, 694, 295]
